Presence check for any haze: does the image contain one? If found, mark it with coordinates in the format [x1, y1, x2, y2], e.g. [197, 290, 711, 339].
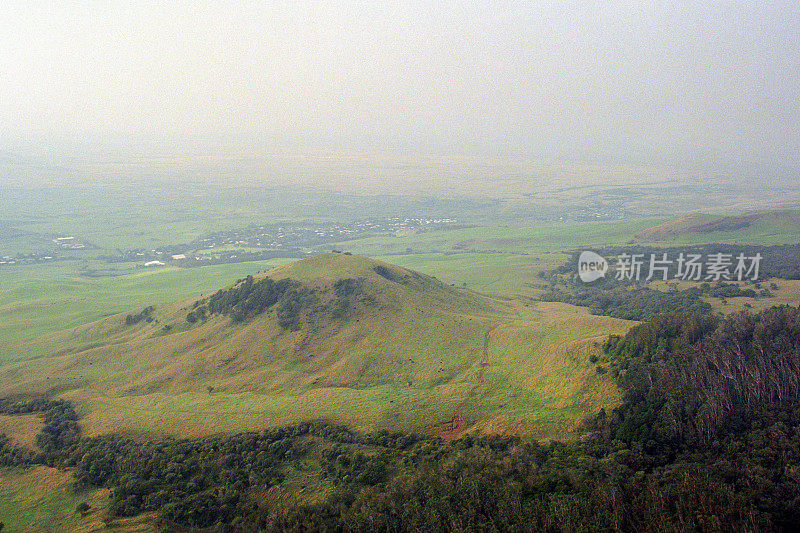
[1, 1, 799, 183]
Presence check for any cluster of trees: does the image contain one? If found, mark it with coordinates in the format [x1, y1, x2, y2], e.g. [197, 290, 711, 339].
[582, 244, 800, 280]
[372, 265, 402, 283]
[328, 277, 377, 320]
[66, 430, 291, 525]
[700, 281, 761, 298]
[265, 307, 800, 531]
[186, 274, 377, 329]
[541, 279, 768, 321]
[187, 275, 299, 324]
[540, 275, 713, 320]
[1, 412, 421, 530]
[537, 244, 799, 320]
[125, 306, 154, 326]
[603, 305, 800, 444]
[0, 399, 79, 466]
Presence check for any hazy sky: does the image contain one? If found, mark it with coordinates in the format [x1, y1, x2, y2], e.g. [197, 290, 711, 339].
[2, 1, 799, 176]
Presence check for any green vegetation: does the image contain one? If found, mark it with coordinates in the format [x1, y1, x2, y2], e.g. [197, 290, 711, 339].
[2, 185, 800, 530]
[377, 252, 566, 295]
[593, 243, 800, 280]
[0, 465, 109, 533]
[125, 306, 154, 326]
[603, 306, 800, 444]
[331, 218, 666, 256]
[0, 259, 295, 362]
[2, 305, 800, 530]
[189, 275, 298, 324]
[541, 276, 713, 320]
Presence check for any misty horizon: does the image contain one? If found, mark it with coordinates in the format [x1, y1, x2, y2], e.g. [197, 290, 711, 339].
[2, 1, 799, 185]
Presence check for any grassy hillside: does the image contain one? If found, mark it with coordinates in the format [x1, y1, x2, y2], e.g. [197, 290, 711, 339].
[0, 259, 295, 363]
[0, 466, 110, 532]
[633, 209, 800, 243]
[0, 254, 632, 442]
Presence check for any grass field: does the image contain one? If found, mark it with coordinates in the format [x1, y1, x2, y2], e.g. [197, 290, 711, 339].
[49, 299, 628, 442]
[0, 466, 114, 532]
[331, 218, 667, 256]
[1, 173, 799, 529]
[0, 212, 796, 446]
[632, 210, 800, 245]
[0, 413, 44, 449]
[377, 252, 566, 295]
[0, 259, 294, 362]
[3, 209, 797, 364]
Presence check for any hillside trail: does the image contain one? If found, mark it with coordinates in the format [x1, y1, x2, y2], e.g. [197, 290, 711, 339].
[431, 323, 499, 442]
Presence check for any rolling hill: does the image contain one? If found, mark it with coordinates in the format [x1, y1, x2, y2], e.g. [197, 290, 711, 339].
[634, 209, 800, 243]
[0, 253, 633, 441]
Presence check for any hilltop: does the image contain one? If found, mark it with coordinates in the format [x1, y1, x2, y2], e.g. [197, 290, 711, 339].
[0, 253, 632, 440]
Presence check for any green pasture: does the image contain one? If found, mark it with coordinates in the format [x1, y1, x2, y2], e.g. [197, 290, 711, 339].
[0, 259, 293, 362]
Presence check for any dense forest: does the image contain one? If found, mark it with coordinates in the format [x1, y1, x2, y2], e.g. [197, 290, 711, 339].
[3, 305, 800, 531]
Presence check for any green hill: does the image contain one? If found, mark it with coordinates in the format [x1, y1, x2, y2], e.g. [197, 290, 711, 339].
[0, 253, 633, 441]
[634, 209, 800, 243]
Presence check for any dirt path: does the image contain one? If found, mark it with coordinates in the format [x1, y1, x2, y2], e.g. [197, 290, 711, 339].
[428, 325, 498, 442]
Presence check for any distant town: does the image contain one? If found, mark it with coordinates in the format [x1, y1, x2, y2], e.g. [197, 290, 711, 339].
[0, 217, 460, 269]
[0, 209, 638, 270]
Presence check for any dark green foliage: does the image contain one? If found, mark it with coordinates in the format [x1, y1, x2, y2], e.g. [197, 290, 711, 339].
[62, 422, 421, 528]
[0, 399, 80, 466]
[276, 287, 316, 329]
[333, 277, 363, 298]
[35, 402, 81, 460]
[188, 275, 298, 325]
[702, 282, 758, 298]
[537, 244, 797, 320]
[329, 278, 370, 319]
[560, 244, 800, 281]
[185, 271, 384, 329]
[604, 306, 800, 445]
[125, 306, 154, 326]
[207, 275, 297, 322]
[0, 433, 36, 466]
[372, 265, 401, 283]
[541, 276, 712, 320]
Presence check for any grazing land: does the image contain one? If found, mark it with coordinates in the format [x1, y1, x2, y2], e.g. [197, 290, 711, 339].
[0, 466, 111, 533]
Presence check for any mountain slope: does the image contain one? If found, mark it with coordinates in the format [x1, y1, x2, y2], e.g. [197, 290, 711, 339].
[0, 253, 633, 440]
[635, 209, 800, 242]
